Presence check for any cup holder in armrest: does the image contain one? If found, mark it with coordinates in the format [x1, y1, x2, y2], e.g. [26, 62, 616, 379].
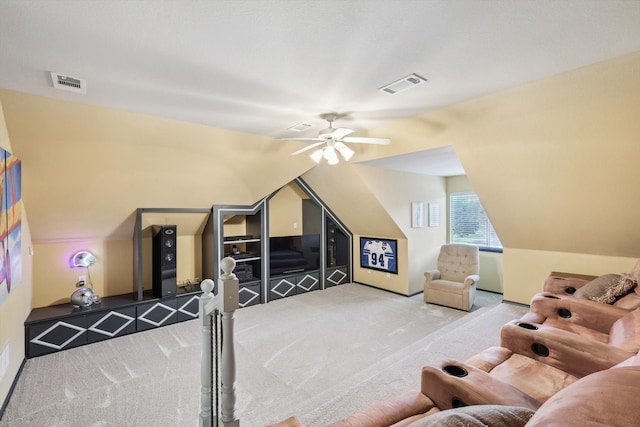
[544, 295, 560, 299]
[558, 308, 572, 318]
[516, 322, 539, 330]
[531, 342, 550, 357]
[452, 397, 468, 408]
[565, 286, 576, 294]
[442, 365, 468, 377]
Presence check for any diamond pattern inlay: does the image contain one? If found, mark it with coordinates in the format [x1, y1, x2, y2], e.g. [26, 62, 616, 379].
[327, 269, 347, 285]
[178, 295, 200, 318]
[239, 287, 259, 307]
[88, 311, 135, 337]
[31, 321, 86, 350]
[297, 274, 319, 291]
[138, 302, 177, 327]
[272, 279, 295, 297]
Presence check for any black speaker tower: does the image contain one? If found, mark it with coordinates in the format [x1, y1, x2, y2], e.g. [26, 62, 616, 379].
[152, 225, 177, 298]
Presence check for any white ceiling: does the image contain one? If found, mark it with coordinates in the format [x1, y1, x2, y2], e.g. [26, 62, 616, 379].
[1, 0, 640, 174]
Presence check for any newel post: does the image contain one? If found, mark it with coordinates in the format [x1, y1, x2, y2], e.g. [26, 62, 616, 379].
[218, 257, 240, 427]
[199, 278, 216, 427]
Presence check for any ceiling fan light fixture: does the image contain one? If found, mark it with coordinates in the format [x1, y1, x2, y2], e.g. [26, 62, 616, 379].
[310, 148, 324, 163]
[322, 146, 338, 161]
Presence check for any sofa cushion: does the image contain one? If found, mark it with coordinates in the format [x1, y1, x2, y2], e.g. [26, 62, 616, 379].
[573, 274, 622, 300]
[406, 405, 534, 427]
[526, 366, 640, 427]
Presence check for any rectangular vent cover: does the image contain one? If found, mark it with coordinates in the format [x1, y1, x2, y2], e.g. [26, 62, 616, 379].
[287, 122, 312, 132]
[378, 73, 427, 95]
[51, 72, 87, 94]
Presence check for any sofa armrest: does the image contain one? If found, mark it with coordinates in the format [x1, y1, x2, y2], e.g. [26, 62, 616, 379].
[421, 361, 541, 411]
[424, 270, 441, 282]
[327, 391, 436, 427]
[529, 292, 629, 334]
[543, 274, 594, 295]
[501, 320, 634, 377]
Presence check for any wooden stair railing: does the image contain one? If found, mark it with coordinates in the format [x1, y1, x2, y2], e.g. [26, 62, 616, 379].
[199, 257, 240, 427]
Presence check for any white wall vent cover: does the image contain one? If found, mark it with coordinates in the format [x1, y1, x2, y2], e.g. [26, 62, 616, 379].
[378, 73, 427, 95]
[50, 71, 87, 94]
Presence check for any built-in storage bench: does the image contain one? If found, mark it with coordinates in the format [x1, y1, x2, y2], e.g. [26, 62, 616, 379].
[24, 289, 202, 359]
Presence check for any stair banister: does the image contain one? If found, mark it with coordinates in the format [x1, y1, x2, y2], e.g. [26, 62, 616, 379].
[199, 257, 240, 427]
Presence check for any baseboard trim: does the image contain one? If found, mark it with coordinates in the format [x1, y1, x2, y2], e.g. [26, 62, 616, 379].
[0, 357, 26, 421]
[501, 299, 530, 308]
[352, 281, 420, 297]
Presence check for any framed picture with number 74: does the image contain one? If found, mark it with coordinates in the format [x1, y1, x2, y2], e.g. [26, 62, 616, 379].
[360, 237, 398, 274]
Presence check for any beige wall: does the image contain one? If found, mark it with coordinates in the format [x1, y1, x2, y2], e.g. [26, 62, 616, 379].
[268, 183, 305, 237]
[503, 249, 637, 304]
[365, 52, 640, 303]
[353, 165, 447, 295]
[0, 100, 33, 408]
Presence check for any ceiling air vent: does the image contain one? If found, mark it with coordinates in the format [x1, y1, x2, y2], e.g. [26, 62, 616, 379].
[378, 73, 427, 95]
[287, 122, 312, 132]
[50, 72, 87, 94]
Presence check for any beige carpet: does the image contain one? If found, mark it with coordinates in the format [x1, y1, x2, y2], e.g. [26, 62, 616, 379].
[0, 284, 526, 427]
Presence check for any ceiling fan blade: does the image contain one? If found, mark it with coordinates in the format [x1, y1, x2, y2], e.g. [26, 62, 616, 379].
[342, 137, 391, 145]
[279, 137, 323, 142]
[330, 127, 354, 139]
[291, 141, 325, 155]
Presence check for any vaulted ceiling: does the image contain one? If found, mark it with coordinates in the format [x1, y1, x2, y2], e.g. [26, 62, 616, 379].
[1, 0, 639, 145]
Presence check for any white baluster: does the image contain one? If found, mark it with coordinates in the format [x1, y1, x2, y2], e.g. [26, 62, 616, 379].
[199, 278, 216, 427]
[218, 257, 240, 427]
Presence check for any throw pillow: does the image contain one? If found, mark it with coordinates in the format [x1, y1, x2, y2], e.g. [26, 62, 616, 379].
[407, 405, 534, 427]
[573, 274, 621, 300]
[592, 274, 637, 304]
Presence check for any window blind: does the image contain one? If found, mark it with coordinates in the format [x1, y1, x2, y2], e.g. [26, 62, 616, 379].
[450, 192, 502, 250]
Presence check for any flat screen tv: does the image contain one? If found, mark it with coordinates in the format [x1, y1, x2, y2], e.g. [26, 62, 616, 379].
[269, 234, 320, 275]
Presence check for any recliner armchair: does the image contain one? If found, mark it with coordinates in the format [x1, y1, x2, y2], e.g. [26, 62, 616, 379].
[424, 244, 480, 311]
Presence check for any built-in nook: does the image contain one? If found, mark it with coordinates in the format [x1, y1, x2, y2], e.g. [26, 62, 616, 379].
[24, 178, 351, 358]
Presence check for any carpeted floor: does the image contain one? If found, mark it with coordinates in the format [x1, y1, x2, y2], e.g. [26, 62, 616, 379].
[0, 284, 526, 427]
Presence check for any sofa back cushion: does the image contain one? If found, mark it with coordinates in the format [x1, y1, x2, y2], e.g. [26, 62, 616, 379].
[526, 366, 640, 427]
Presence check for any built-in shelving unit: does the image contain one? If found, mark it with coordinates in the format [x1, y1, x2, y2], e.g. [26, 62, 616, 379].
[208, 199, 267, 308]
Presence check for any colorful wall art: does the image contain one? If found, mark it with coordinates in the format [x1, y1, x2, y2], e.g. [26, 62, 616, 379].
[0, 148, 21, 308]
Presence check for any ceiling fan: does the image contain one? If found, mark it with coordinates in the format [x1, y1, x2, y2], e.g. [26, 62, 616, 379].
[281, 113, 390, 165]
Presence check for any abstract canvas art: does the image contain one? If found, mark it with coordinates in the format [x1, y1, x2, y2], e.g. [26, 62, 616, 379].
[0, 147, 21, 308]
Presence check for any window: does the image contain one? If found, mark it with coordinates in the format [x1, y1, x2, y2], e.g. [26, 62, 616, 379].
[449, 192, 502, 251]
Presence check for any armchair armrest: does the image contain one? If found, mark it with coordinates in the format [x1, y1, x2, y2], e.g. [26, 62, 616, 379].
[421, 360, 541, 411]
[529, 292, 629, 334]
[501, 320, 634, 377]
[464, 274, 480, 287]
[424, 270, 441, 282]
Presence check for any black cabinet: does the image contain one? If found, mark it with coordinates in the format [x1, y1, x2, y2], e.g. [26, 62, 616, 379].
[269, 270, 320, 300]
[25, 292, 202, 358]
[86, 306, 136, 344]
[27, 315, 87, 358]
[136, 298, 178, 332]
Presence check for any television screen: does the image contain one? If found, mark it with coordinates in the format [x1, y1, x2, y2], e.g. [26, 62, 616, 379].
[270, 234, 320, 275]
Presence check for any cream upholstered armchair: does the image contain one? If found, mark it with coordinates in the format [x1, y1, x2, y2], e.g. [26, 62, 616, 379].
[424, 244, 480, 311]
